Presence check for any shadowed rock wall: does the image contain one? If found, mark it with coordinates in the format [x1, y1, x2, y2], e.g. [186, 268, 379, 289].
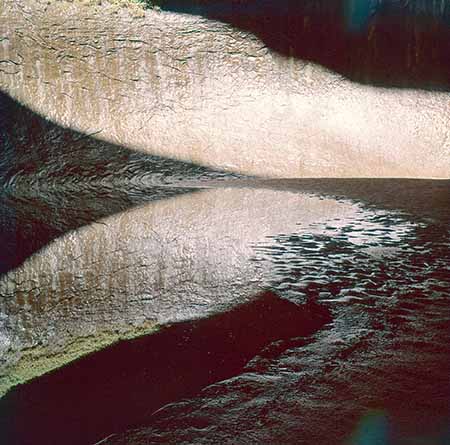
[1, 0, 449, 178]
[154, 0, 450, 89]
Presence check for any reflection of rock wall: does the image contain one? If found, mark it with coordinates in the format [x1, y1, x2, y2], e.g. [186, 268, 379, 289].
[1, 0, 449, 178]
[0, 186, 357, 394]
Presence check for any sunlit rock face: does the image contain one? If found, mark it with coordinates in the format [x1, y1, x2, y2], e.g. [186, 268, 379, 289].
[1, 0, 449, 178]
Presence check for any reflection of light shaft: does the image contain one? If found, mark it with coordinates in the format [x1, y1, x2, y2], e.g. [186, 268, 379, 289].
[0, 188, 356, 385]
[0, 185, 422, 396]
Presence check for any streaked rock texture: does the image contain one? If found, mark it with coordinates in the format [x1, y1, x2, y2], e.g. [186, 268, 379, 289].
[1, 0, 449, 178]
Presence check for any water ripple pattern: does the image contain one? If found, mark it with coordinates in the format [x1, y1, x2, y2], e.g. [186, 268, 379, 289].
[113, 197, 449, 445]
[252, 203, 424, 305]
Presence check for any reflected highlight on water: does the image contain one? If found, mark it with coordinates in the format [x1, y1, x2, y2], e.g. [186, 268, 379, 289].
[0, 175, 448, 445]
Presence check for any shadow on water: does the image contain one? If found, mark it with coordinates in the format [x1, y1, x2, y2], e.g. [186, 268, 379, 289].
[0, 91, 241, 276]
[152, 0, 450, 90]
[0, 291, 331, 445]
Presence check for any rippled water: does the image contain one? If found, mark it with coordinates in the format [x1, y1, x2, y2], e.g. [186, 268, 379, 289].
[0, 168, 448, 445]
[101, 185, 448, 445]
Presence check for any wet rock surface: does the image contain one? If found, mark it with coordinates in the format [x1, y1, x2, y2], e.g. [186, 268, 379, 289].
[0, 97, 448, 445]
[0, 92, 243, 275]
